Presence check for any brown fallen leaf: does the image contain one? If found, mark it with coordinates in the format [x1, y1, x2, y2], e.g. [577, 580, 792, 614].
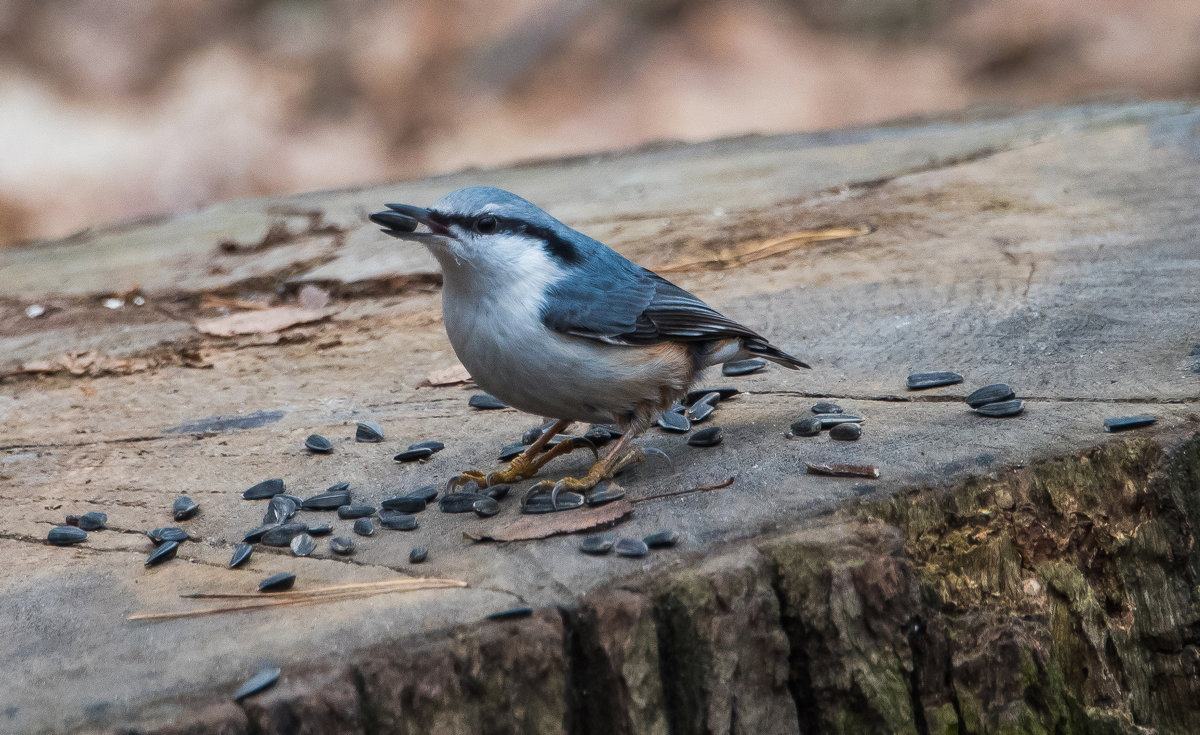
[463, 499, 633, 542]
[420, 362, 474, 387]
[657, 225, 873, 274]
[805, 461, 880, 479]
[194, 305, 339, 337]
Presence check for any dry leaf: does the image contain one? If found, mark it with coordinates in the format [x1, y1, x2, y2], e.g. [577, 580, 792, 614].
[421, 362, 473, 387]
[194, 306, 339, 337]
[463, 499, 633, 542]
[805, 461, 879, 478]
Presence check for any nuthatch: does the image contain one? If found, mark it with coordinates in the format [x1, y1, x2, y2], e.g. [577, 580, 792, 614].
[370, 187, 807, 505]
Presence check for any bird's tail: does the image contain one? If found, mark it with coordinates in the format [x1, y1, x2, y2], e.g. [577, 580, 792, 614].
[745, 339, 810, 369]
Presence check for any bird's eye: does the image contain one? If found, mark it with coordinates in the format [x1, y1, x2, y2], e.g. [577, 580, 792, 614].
[474, 215, 498, 235]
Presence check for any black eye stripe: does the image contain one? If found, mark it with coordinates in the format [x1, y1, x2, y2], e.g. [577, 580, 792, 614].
[428, 210, 582, 264]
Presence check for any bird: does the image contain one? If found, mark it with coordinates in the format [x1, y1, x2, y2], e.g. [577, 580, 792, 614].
[369, 186, 808, 506]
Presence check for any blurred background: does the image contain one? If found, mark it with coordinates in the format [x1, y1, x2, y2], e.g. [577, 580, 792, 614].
[1, 0, 1197, 246]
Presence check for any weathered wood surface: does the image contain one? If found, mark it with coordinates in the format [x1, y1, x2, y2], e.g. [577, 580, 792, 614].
[0, 102, 1198, 734]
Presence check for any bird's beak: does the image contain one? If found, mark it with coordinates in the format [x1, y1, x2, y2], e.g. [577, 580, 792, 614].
[369, 203, 452, 241]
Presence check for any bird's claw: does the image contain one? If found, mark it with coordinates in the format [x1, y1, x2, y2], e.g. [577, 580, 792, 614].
[446, 470, 488, 493]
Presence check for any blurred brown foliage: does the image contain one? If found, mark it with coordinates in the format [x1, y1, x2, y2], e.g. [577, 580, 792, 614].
[1, 0, 1198, 245]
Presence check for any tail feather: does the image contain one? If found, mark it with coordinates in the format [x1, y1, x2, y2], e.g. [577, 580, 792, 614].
[745, 340, 810, 370]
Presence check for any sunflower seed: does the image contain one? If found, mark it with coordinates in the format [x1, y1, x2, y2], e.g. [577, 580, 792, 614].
[439, 492, 489, 513]
[522, 421, 557, 445]
[408, 440, 445, 454]
[486, 607, 532, 621]
[643, 530, 679, 548]
[498, 443, 528, 461]
[307, 523, 332, 537]
[813, 413, 863, 428]
[486, 483, 512, 500]
[686, 399, 717, 423]
[261, 522, 308, 547]
[149, 526, 190, 544]
[243, 478, 285, 500]
[965, 384, 1015, 408]
[337, 504, 376, 520]
[379, 510, 418, 530]
[811, 401, 842, 414]
[469, 393, 507, 410]
[47, 526, 87, 546]
[263, 495, 299, 524]
[393, 447, 435, 463]
[172, 496, 198, 521]
[829, 423, 862, 441]
[580, 536, 614, 554]
[304, 434, 333, 453]
[722, 358, 767, 376]
[409, 546, 428, 564]
[686, 387, 739, 404]
[243, 524, 273, 543]
[330, 536, 355, 555]
[301, 489, 351, 510]
[380, 495, 427, 513]
[78, 511, 107, 531]
[1104, 414, 1157, 432]
[326, 481, 350, 493]
[789, 418, 822, 437]
[355, 421, 385, 442]
[906, 371, 963, 390]
[974, 399, 1024, 418]
[583, 425, 619, 447]
[586, 481, 625, 506]
[229, 542, 253, 568]
[657, 410, 691, 433]
[353, 518, 376, 537]
[473, 497, 501, 517]
[411, 485, 439, 503]
[145, 540, 179, 566]
[614, 538, 649, 558]
[233, 667, 280, 701]
[523, 492, 585, 513]
[258, 573, 296, 593]
[290, 533, 317, 557]
[688, 426, 723, 447]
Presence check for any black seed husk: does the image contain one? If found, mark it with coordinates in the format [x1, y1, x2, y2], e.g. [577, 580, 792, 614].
[172, 496, 198, 521]
[685, 386, 740, 404]
[906, 371, 964, 390]
[469, 393, 507, 410]
[498, 442, 528, 461]
[1104, 414, 1157, 432]
[411, 485, 439, 503]
[486, 483, 512, 500]
[407, 440, 445, 453]
[829, 422, 862, 441]
[261, 522, 308, 547]
[258, 573, 296, 593]
[486, 607, 532, 621]
[583, 425, 618, 447]
[409, 546, 428, 564]
[229, 542, 253, 568]
[145, 540, 179, 566]
[304, 434, 333, 453]
[149, 526, 190, 544]
[974, 399, 1025, 418]
[307, 523, 332, 537]
[614, 538, 649, 558]
[965, 383, 1016, 408]
[330, 536, 355, 555]
[353, 517, 376, 536]
[78, 511, 107, 531]
[301, 489, 351, 510]
[688, 426, 723, 447]
[380, 496, 427, 513]
[586, 482, 625, 506]
[48, 526, 87, 546]
[355, 421, 385, 442]
[243, 524, 273, 543]
[290, 533, 317, 557]
[473, 497, 501, 517]
[657, 410, 691, 433]
[811, 401, 843, 414]
[393, 447, 435, 463]
[644, 530, 679, 548]
[580, 536, 614, 554]
[337, 504, 376, 520]
[439, 492, 489, 513]
[243, 478, 285, 500]
[722, 358, 767, 376]
[233, 667, 280, 701]
[789, 418, 822, 437]
[263, 495, 299, 525]
[686, 399, 717, 423]
[378, 510, 418, 530]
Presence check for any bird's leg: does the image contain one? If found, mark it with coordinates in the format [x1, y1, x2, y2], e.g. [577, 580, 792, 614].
[446, 419, 596, 491]
[524, 426, 655, 508]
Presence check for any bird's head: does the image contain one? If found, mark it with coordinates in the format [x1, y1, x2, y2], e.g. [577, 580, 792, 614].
[369, 186, 586, 273]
